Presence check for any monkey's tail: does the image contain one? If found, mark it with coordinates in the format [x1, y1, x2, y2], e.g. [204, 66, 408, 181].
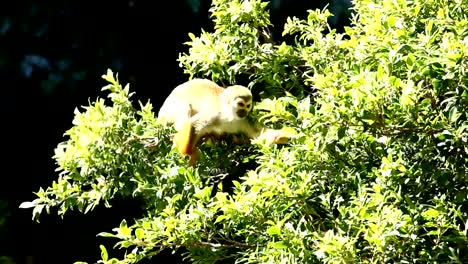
[173, 120, 193, 155]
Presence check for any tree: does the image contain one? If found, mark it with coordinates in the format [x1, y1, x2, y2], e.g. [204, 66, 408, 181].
[21, 0, 468, 263]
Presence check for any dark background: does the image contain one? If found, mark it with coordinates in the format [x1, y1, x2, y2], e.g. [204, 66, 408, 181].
[1, 1, 351, 263]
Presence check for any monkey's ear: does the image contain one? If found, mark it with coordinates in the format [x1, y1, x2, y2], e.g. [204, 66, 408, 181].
[173, 120, 193, 155]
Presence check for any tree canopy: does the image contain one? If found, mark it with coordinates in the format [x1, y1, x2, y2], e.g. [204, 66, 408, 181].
[21, 0, 468, 263]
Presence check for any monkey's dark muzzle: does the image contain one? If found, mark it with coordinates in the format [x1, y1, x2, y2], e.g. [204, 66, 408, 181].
[237, 109, 248, 118]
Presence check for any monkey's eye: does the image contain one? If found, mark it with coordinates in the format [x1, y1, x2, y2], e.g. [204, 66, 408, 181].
[246, 104, 251, 108]
[237, 102, 245, 107]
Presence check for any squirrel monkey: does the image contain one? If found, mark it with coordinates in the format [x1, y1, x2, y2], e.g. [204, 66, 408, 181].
[158, 79, 290, 166]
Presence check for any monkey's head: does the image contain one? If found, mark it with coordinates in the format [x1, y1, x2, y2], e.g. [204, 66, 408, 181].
[223, 85, 253, 120]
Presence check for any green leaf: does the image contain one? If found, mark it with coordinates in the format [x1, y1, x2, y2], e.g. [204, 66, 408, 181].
[101, 69, 115, 84]
[449, 107, 461, 123]
[100, 245, 108, 261]
[97, 232, 118, 238]
[119, 219, 132, 238]
[406, 53, 415, 67]
[142, 221, 151, 229]
[215, 215, 228, 224]
[188, 32, 196, 40]
[135, 228, 145, 240]
[32, 204, 45, 220]
[436, 8, 445, 19]
[422, 208, 440, 219]
[267, 226, 281, 236]
[19, 201, 36, 209]
[271, 241, 287, 249]
[426, 20, 434, 35]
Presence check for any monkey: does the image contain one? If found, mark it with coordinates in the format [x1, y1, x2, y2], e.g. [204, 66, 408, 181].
[158, 78, 292, 166]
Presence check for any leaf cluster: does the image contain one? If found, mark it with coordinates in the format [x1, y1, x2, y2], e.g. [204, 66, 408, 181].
[22, 0, 468, 263]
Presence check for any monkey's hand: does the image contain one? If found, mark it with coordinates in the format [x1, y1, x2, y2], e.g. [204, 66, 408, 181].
[256, 127, 297, 145]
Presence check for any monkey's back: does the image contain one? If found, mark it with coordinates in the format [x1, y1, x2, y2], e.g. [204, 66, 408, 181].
[158, 79, 224, 125]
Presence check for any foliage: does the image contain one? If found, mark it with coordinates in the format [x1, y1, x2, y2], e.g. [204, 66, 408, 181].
[0, 256, 16, 264]
[178, 0, 308, 98]
[21, 0, 468, 263]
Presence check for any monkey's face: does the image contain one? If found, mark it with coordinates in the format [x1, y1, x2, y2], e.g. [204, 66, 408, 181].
[234, 97, 252, 119]
[224, 85, 253, 120]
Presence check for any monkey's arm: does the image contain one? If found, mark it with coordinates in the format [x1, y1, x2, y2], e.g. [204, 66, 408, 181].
[239, 120, 293, 145]
[173, 112, 218, 156]
[256, 128, 292, 144]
